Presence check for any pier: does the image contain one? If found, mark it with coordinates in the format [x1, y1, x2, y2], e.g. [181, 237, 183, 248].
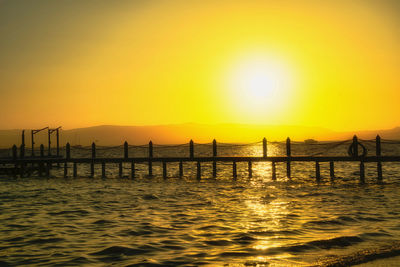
[0, 131, 399, 183]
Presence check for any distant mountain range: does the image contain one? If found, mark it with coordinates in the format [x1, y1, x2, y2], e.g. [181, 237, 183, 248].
[1, 124, 400, 147]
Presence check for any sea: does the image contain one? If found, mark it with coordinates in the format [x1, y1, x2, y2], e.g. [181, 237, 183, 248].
[1, 140, 400, 266]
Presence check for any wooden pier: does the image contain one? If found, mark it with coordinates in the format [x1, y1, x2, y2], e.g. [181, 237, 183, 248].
[1, 133, 399, 183]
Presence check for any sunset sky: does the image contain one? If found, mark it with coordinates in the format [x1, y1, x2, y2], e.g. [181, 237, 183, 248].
[0, 0, 399, 132]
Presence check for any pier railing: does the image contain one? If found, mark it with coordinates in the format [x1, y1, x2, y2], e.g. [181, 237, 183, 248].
[1, 135, 400, 182]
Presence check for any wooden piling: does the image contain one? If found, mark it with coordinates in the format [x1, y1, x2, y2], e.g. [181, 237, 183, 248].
[263, 137, 267, 158]
[233, 161, 237, 179]
[31, 130, 34, 156]
[163, 161, 167, 179]
[148, 141, 153, 177]
[20, 144, 25, 159]
[353, 135, 359, 157]
[248, 161, 252, 178]
[48, 129, 51, 156]
[90, 162, 94, 178]
[179, 160, 183, 178]
[119, 162, 123, 178]
[316, 161, 321, 182]
[64, 162, 68, 178]
[56, 128, 60, 157]
[196, 161, 201, 180]
[272, 161, 276, 181]
[73, 162, 77, 177]
[92, 142, 96, 158]
[66, 143, 71, 160]
[190, 140, 194, 159]
[329, 161, 335, 180]
[131, 161, 135, 179]
[360, 161, 365, 183]
[376, 135, 382, 182]
[286, 137, 291, 178]
[124, 141, 128, 159]
[90, 142, 95, 178]
[212, 139, 217, 178]
[102, 162, 106, 178]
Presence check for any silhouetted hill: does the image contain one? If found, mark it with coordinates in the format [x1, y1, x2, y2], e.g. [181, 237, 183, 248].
[0, 124, 399, 147]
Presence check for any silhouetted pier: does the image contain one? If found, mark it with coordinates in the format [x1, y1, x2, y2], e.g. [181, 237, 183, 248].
[1, 131, 399, 183]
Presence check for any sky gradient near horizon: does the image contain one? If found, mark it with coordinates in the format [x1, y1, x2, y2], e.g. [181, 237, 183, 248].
[0, 0, 399, 132]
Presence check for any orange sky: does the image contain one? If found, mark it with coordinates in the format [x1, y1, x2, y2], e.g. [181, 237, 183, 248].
[0, 0, 399, 132]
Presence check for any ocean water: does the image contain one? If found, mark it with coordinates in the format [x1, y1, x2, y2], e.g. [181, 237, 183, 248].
[1, 141, 400, 266]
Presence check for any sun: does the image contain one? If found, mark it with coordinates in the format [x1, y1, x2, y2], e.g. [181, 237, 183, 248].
[226, 55, 294, 122]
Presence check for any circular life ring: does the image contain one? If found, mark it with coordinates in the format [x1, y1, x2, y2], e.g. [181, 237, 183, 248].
[348, 142, 367, 157]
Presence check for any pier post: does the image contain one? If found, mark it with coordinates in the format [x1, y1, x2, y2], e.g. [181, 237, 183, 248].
[352, 135, 359, 157]
[31, 130, 34, 156]
[196, 161, 201, 180]
[119, 162, 123, 178]
[124, 141, 128, 159]
[48, 129, 51, 156]
[64, 162, 68, 178]
[66, 143, 70, 160]
[148, 141, 153, 177]
[131, 161, 135, 179]
[179, 160, 183, 178]
[286, 137, 291, 178]
[212, 139, 217, 178]
[376, 135, 382, 182]
[73, 162, 77, 177]
[316, 161, 321, 182]
[360, 161, 365, 183]
[163, 162, 167, 179]
[263, 137, 267, 158]
[40, 144, 44, 157]
[233, 161, 237, 180]
[91, 142, 96, 178]
[46, 162, 50, 177]
[248, 161, 252, 178]
[329, 161, 335, 181]
[56, 128, 60, 157]
[102, 162, 106, 178]
[20, 145, 25, 159]
[272, 161, 276, 181]
[190, 140, 194, 159]
[12, 145, 17, 160]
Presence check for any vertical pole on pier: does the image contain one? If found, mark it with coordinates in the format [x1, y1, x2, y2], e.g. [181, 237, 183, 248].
[316, 161, 321, 183]
[21, 130, 25, 158]
[352, 135, 359, 157]
[12, 145, 17, 160]
[31, 130, 34, 157]
[73, 162, 77, 177]
[40, 144, 44, 157]
[272, 161, 276, 181]
[64, 162, 68, 178]
[20, 145, 25, 159]
[360, 161, 365, 184]
[119, 162, 123, 178]
[212, 139, 217, 178]
[263, 137, 267, 158]
[376, 135, 382, 182]
[248, 161, 252, 178]
[329, 161, 335, 181]
[233, 161, 237, 180]
[91, 142, 96, 178]
[179, 160, 183, 178]
[56, 128, 60, 157]
[131, 161, 135, 179]
[148, 141, 153, 177]
[66, 143, 70, 160]
[124, 141, 128, 159]
[102, 162, 106, 178]
[196, 161, 201, 180]
[190, 140, 194, 159]
[286, 137, 291, 178]
[163, 161, 167, 179]
[48, 129, 51, 156]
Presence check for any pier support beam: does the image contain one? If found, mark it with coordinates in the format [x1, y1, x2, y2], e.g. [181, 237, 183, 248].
[102, 162, 106, 178]
[316, 161, 320, 182]
[131, 161, 135, 179]
[179, 161, 183, 178]
[233, 161, 237, 180]
[329, 161, 335, 181]
[272, 162, 276, 181]
[73, 163, 77, 178]
[64, 162, 68, 178]
[196, 161, 201, 180]
[248, 161, 252, 178]
[163, 161, 167, 179]
[360, 162, 365, 184]
[119, 162, 123, 178]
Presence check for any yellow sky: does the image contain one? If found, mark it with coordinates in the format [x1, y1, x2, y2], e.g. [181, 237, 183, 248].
[0, 0, 399, 131]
